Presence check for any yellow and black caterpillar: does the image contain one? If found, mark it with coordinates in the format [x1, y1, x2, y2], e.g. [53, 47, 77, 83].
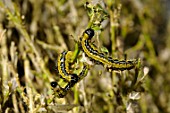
[51, 51, 89, 98]
[51, 28, 138, 98]
[80, 28, 137, 71]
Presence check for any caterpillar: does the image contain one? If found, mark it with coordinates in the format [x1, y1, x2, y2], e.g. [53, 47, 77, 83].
[51, 51, 89, 98]
[80, 28, 137, 71]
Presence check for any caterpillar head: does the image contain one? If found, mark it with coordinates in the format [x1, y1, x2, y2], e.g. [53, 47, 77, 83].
[84, 28, 95, 40]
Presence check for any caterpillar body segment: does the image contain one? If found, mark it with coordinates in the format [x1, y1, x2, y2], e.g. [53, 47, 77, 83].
[57, 51, 75, 82]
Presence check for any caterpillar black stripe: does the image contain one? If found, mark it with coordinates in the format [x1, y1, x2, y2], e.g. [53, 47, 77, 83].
[80, 28, 137, 71]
